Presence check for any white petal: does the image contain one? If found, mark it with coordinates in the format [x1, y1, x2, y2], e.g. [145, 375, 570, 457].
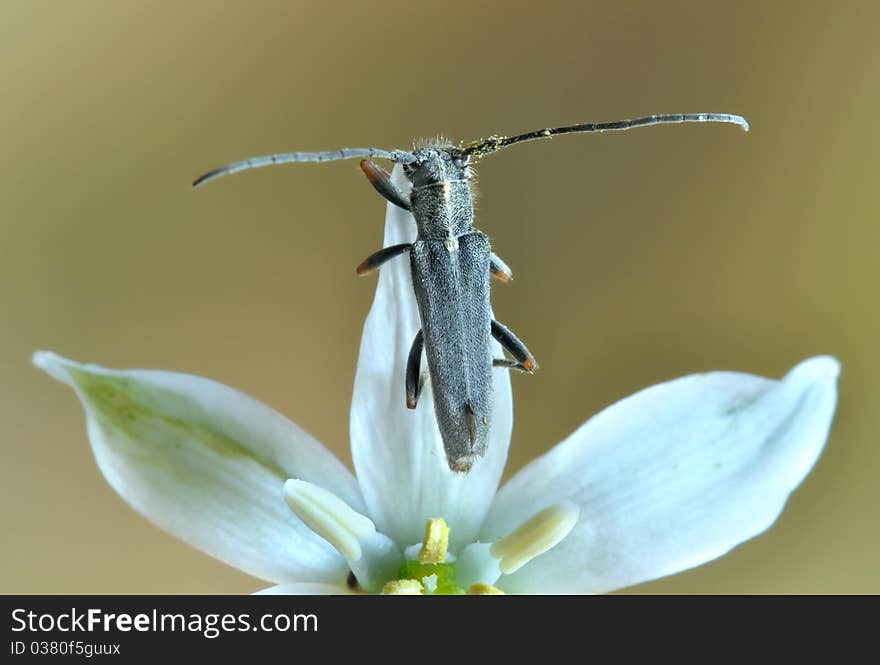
[349, 167, 513, 549]
[255, 583, 353, 595]
[482, 356, 840, 594]
[34, 351, 361, 585]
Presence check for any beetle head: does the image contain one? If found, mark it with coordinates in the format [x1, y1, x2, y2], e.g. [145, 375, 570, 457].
[403, 147, 471, 188]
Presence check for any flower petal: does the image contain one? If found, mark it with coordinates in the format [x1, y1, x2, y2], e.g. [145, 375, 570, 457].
[254, 583, 353, 595]
[34, 351, 360, 585]
[349, 167, 513, 549]
[482, 356, 839, 594]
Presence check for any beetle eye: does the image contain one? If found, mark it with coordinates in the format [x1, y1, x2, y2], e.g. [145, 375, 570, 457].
[453, 154, 470, 169]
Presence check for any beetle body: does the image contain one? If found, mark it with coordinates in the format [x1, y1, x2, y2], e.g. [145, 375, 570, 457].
[193, 112, 748, 473]
[393, 145, 528, 472]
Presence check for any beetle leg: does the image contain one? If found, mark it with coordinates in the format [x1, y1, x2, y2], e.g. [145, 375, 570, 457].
[493, 358, 533, 373]
[356, 243, 412, 275]
[489, 253, 513, 282]
[491, 320, 538, 373]
[405, 329, 424, 409]
[360, 159, 412, 211]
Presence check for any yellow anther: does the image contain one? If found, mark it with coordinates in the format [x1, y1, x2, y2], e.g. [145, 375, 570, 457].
[418, 517, 449, 564]
[283, 479, 375, 561]
[381, 579, 423, 595]
[489, 502, 579, 574]
[465, 583, 505, 595]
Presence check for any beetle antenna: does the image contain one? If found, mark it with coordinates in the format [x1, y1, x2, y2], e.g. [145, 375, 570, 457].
[193, 148, 418, 188]
[461, 113, 749, 160]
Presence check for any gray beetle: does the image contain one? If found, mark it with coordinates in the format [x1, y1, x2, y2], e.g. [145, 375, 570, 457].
[194, 112, 748, 472]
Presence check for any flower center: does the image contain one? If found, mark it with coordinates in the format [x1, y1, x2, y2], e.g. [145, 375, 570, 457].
[283, 479, 579, 595]
[384, 505, 579, 594]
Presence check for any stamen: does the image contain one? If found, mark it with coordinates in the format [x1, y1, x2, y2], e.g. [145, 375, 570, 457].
[382, 579, 423, 595]
[490, 502, 579, 574]
[465, 583, 505, 595]
[283, 479, 375, 561]
[404, 542, 456, 562]
[354, 531, 405, 594]
[456, 542, 501, 588]
[418, 517, 449, 564]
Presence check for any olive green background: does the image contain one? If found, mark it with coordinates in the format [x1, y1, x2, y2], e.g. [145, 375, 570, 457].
[2, 1, 876, 593]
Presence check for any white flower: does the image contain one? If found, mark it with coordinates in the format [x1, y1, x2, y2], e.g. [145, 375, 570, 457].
[33, 169, 839, 594]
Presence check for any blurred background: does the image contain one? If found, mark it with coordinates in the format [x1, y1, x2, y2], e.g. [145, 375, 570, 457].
[2, 1, 876, 593]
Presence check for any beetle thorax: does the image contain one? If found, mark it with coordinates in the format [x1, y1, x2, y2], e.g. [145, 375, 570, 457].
[404, 147, 474, 241]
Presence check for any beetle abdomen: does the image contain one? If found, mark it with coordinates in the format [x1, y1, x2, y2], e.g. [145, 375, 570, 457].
[410, 232, 493, 472]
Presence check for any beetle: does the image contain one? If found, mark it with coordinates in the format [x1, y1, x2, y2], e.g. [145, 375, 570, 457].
[193, 112, 748, 472]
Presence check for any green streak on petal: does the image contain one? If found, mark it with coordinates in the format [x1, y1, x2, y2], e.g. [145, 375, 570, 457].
[723, 391, 763, 417]
[67, 368, 288, 481]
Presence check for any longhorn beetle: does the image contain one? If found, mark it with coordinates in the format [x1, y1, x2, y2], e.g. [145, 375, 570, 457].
[193, 112, 749, 472]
